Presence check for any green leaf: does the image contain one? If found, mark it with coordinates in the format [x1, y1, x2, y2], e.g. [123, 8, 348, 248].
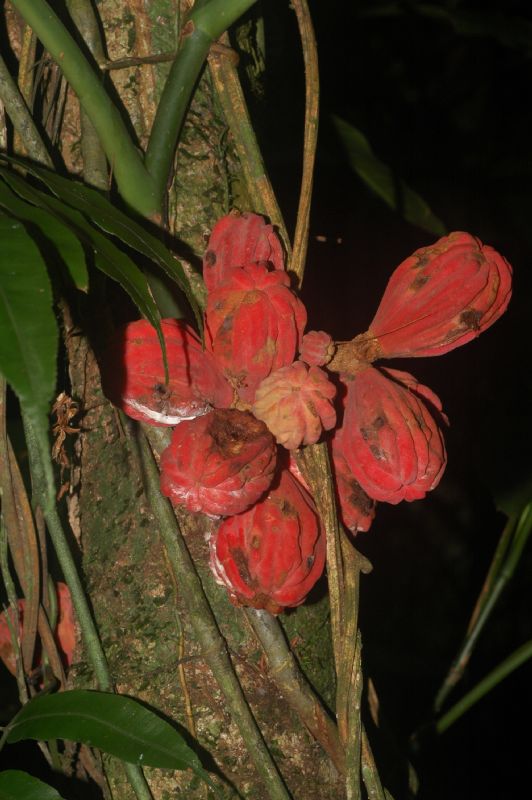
[1, 170, 161, 329]
[0, 171, 88, 292]
[0, 213, 58, 420]
[0, 170, 169, 377]
[0, 157, 201, 326]
[6, 690, 210, 781]
[0, 771, 66, 800]
[331, 114, 446, 237]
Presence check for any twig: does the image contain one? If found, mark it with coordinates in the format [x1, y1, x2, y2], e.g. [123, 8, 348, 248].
[13, 24, 37, 156]
[208, 36, 291, 257]
[0, 52, 52, 166]
[137, 426, 291, 800]
[65, 0, 108, 189]
[290, 0, 319, 287]
[361, 727, 388, 800]
[244, 607, 346, 775]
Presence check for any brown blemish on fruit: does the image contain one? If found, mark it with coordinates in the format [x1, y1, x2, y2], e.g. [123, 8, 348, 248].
[459, 308, 483, 330]
[347, 478, 375, 515]
[204, 250, 216, 266]
[208, 409, 271, 457]
[410, 273, 429, 290]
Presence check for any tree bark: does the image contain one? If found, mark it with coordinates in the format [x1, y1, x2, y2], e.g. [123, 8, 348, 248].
[53, 2, 342, 798]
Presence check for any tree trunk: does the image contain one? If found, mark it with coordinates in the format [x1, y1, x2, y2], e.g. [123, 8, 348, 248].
[36, 2, 342, 797]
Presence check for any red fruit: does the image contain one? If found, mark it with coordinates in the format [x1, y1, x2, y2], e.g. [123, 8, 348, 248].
[203, 212, 285, 293]
[299, 330, 335, 367]
[209, 468, 326, 614]
[205, 262, 307, 405]
[334, 366, 447, 504]
[252, 361, 337, 450]
[0, 582, 75, 677]
[160, 409, 277, 516]
[329, 447, 376, 534]
[100, 318, 233, 426]
[368, 232, 512, 358]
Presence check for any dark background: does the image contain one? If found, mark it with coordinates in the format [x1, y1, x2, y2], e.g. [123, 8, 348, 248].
[258, 1, 532, 798]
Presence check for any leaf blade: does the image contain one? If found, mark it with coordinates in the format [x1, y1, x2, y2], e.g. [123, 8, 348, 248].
[0, 157, 201, 325]
[0, 171, 88, 292]
[331, 114, 446, 236]
[6, 691, 206, 776]
[0, 213, 58, 419]
[0, 771, 66, 800]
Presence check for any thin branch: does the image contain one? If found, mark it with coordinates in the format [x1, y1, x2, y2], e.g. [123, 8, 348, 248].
[244, 607, 346, 775]
[13, 24, 37, 157]
[0, 52, 52, 166]
[65, 0, 109, 190]
[208, 37, 291, 257]
[290, 0, 319, 287]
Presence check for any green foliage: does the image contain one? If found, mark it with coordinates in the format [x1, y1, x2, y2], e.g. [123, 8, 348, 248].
[5, 690, 214, 786]
[0, 771, 66, 800]
[331, 114, 446, 236]
[0, 157, 210, 403]
[1, 159, 200, 326]
[0, 213, 57, 421]
[0, 179, 88, 291]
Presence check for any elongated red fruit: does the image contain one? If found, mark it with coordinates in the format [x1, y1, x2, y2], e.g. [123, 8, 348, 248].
[329, 446, 376, 533]
[205, 262, 307, 405]
[209, 468, 326, 614]
[160, 408, 277, 516]
[367, 232, 512, 358]
[100, 318, 233, 426]
[334, 366, 447, 504]
[203, 212, 285, 293]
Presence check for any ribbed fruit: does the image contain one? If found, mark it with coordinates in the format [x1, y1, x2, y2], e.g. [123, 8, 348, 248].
[205, 262, 307, 405]
[252, 361, 337, 450]
[368, 232, 513, 358]
[100, 318, 233, 426]
[334, 366, 447, 504]
[209, 468, 326, 614]
[329, 446, 376, 534]
[203, 212, 285, 293]
[299, 330, 335, 367]
[160, 409, 277, 516]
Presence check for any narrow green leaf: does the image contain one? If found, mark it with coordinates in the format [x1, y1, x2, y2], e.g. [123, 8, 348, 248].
[0, 213, 58, 419]
[0, 771, 66, 800]
[6, 690, 209, 780]
[0, 170, 169, 376]
[436, 639, 532, 734]
[331, 114, 446, 237]
[1, 170, 160, 328]
[0, 157, 201, 326]
[0, 171, 88, 291]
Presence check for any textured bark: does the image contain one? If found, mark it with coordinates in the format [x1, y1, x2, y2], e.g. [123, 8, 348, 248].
[22, 2, 341, 796]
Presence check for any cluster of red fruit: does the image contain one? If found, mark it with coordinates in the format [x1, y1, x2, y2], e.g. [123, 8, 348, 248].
[101, 214, 512, 615]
